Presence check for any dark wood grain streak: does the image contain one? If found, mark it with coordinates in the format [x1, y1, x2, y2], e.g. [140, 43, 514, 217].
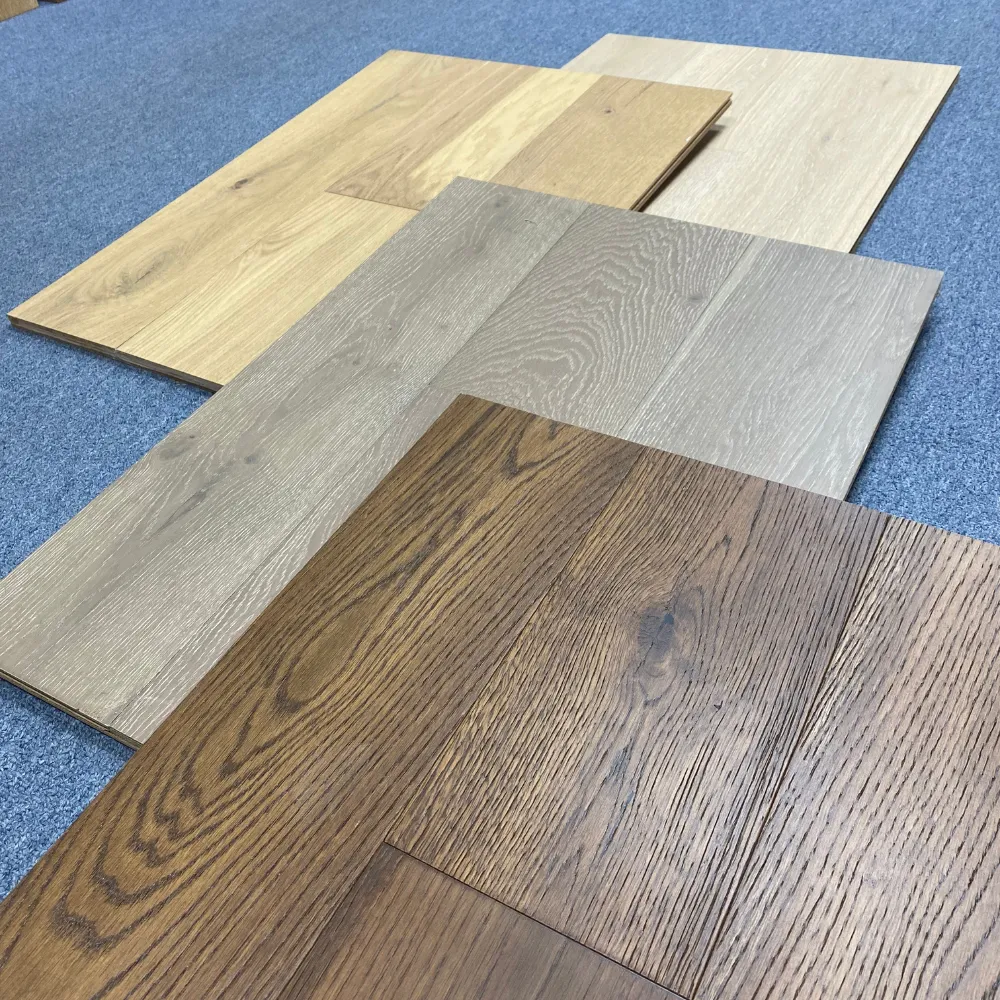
[0, 398, 642, 1000]
[392, 450, 886, 997]
[280, 845, 681, 1000]
[697, 517, 1000, 1000]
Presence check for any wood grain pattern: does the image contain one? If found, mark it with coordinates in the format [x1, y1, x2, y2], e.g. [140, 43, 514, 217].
[565, 34, 959, 250]
[0, 181, 941, 745]
[0, 397, 644, 1000]
[697, 517, 1000, 1000]
[490, 74, 730, 209]
[621, 235, 942, 496]
[0, 0, 36, 22]
[280, 845, 681, 1000]
[118, 193, 415, 389]
[392, 449, 886, 998]
[9, 51, 727, 386]
[0, 182, 586, 746]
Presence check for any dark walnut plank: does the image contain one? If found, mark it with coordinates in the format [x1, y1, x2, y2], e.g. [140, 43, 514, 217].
[392, 449, 886, 997]
[0, 398, 642, 1000]
[697, 517, 1000, 1000]
[280, 845, 681, 1000]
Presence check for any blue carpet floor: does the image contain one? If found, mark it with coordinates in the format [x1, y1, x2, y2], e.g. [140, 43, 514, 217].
[0, 0, 997, 897]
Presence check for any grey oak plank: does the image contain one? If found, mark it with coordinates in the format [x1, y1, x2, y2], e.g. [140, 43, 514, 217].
[621, 236, 942, 496]
[391, 448, 886, 998]
[280, 845, 681, 1000]
[0, 181, 940, 746]
[0, 181, 587, 746]
[565, 34, 959, 251]
[697, 518, 1000, 1000]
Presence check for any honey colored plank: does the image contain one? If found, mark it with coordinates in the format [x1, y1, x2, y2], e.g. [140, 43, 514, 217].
[325, 65, 601, 210]
[391, 450, 886, 998]
[0, 0, 36, 22]
[565, 34, 959, 250]
[492, 74, 730, 209]
[0, 398, 644, 1000]
[697, 518, 1000, 1000]
[118, 193, 416, 389]
[280, 846, 681, 1000]
[8, 49, 448, 349]
[0, 181, 587, 746]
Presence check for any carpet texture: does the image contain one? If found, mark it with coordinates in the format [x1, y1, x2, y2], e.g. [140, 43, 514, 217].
[0, 0, 996, 897]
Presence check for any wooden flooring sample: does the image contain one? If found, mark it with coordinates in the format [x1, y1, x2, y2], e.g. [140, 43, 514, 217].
[0, 398, 644, 999]
[565, 34, 959, 250]
[0, 0, 36, 21]
[0, 180, 941, 746]
[8, 50, 728, 387]
[281, 846, 680, 1000]
[391, 449, 886, 997]
[696, 517, 1000, 999]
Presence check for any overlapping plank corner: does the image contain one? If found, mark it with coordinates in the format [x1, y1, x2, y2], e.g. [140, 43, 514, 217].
[566, 33, 959, 249]
[0, 179, 940, 749]
[6, 49, 730, 388]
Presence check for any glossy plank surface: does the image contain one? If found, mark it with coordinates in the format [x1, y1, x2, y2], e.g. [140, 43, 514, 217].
[0, 182, 586, 745]
[0, 181, 940, 745]
[697, 517, 1000, 999]
[392, 449, 886, 997]
[9, 50, 728, 386]
[566, 34, 958, 249]
[0, 398, 643, 999]
[281, 846, 680, 1000]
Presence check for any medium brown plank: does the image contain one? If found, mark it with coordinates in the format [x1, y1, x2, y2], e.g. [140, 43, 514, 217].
[0, 398, 642, 999]
[392, 450, 886, 997]
[280, 846, 681, 1000]
[490, 75, 730, 209]
[697, 518, 1000, 1000]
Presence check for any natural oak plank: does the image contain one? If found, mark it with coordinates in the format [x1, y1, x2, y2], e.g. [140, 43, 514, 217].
[697, 518, 1000, 1000]
[0, 0, 36, 22]
[0, 397, 644, 999]
[280, 846, 681, 1000]
[118, 193, 415, 389]
[566, 34, 959, 250]
[391, 449, 886, 998]
[492, 74, 729, 209]
[10, 51, 727, 386]
[0, 182, 587, 746]
[621, 235, 942, 496]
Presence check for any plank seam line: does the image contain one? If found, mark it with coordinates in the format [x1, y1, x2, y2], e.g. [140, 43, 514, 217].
[687, 510, 891, 999]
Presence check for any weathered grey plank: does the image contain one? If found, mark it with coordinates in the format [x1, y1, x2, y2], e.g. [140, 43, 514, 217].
[1, 181, 941, 746]
[0, 180, 588, 745]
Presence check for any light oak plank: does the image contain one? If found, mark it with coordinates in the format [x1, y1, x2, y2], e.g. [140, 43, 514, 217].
[118, 193, 415, 389]
[492, 74, 730, 209]
[280, 846, 680, 1000]
[697, 518, 1000, 1000]
[0, 0, 36, 22]
[392, 449, 885, 997]
[0, 182, 587, 746]
[565, 34, 959, 250]
[0, 397, 643, 1000]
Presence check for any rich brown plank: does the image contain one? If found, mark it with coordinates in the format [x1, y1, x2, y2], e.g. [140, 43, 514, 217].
[392, 450, 886, 997]
[697, 518, 1000, 999]
[0, 397, 642, 1000]
[281, 845, 681, 1000]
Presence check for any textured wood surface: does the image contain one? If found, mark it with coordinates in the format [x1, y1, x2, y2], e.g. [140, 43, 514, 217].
[565, 34, 959, 250]
[8, 50, 728, 386]
[0, 180, 940, 746]
[697, 517, 1000, 1000]
[0, 0, 36, 22]
[0, 182, 586, 745]
[0, 398, 643, 999]
[392, 450, 886, 997]
[280, 846, 680, 1000]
